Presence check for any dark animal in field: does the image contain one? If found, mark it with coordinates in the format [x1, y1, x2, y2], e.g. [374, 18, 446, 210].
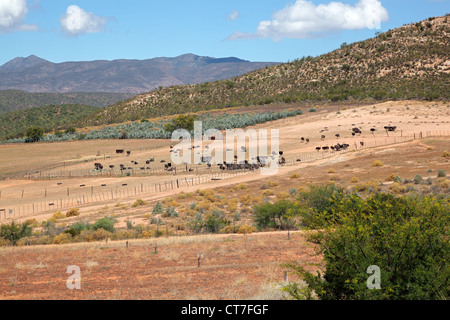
[279, 151, 284, 156]
[301, 137, 305, 142]
[161, 160, 166, 163]
[335, 134, 340, 138]
[164, 163, 172, 170]
[94, 163, 103, 170]
[316, 147, 321, 152]
[322, 146, 329, 151]
[305, 138, 309, 143]
[279, 157, 286, 165]
[384, 126, 397, 132]
[360, 142, 365, 147]
[370, 128, 376, 133]
[321, 135, 326, 140]
[109, 165, 115, 169]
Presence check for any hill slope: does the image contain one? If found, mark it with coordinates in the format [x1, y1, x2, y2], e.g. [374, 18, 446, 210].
[79, 15, 449, 126]
[0, 54, 278, 94]
[0, 90, 135, 114]
[0, 104, 99, 140]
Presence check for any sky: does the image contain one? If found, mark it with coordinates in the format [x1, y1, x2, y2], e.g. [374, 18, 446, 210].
[0, 0, 448, 65]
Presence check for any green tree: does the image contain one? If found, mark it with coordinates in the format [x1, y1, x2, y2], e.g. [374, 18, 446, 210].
[164, 114, 195, 133]
[92, 217, 117, 233]
[253, 200, 296, 230]
[0, 221, 33, 245]
[282, 192, 449, 300]
[25, 126, 44, 143]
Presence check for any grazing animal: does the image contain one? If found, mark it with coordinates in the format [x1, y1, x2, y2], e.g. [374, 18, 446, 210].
[335, 134, 340, 138]
[94, 163, 103, 170]
[306, 138, 310, 144]
[321, 135, 326, 140]
[316, 147, 321, 152]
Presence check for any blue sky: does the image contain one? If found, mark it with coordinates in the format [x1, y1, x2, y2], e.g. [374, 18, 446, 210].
[0, 0, 448, 65]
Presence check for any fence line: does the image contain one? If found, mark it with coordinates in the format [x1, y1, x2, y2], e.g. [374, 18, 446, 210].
[0, 130, 448, 222]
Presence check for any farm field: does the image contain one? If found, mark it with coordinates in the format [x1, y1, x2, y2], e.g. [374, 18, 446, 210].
[0, 231, 318, 300]
[0, 100, 449, 300]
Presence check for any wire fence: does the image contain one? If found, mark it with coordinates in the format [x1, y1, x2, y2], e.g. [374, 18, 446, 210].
[0, 130, 448, 222]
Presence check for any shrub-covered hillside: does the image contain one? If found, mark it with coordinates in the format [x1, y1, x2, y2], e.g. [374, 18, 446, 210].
[0, 104, 99, 140]
[78, 15, 449, 126]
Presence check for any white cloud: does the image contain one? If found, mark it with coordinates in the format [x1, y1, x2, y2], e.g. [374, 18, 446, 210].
[229, 0, 389, 40]
[228, 10, 239, 21]
[60, 5, 108, 36]
[0, 0, 38, 33]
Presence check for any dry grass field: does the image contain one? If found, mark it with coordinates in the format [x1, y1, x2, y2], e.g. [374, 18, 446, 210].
[0, 100, 449, 300]
[0, 231, 319, 300]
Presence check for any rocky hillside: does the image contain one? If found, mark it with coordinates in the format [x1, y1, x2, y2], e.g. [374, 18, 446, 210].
[79, 15, 449, 126]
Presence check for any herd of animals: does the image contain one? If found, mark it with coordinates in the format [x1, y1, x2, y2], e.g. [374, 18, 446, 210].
[93, 124, 398, 173]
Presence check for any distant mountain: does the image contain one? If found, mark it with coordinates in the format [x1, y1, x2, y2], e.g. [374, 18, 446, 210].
[0, 54, 279, 93]
[77, 15, 449, 126]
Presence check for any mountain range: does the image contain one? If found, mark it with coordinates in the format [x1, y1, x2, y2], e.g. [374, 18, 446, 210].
[0, 54, 279, 94]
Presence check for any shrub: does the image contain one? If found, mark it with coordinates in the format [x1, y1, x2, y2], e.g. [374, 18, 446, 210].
[276, 192, 291, 200]
[413, 175, 423, 185]
[290, 173, 300, 179]
[237, 225, 257, 234]
[66, 222, 91, 237]
[126, 220, 134, 229]
[309, 108, 317, 113]
[390, 182, 408, 194]
[328, 168, 336, 174]
[442, 150, 450, 158]
[262, 189, 275, 196]
[164, 206, 178, 218]
[152, 202, 164, 215]
[53, 211, 65, 220]
[132, 199, 146, 208]
[437, 169, 447, 178]
[233, 183, 247, 191]
[66, 208, 80, 217]
[424, 177, 433, 185]
[53, 232, 74, 244]
[372, 160, 384, 167]
[85, 228, 113, 241]
[289, 188, 299, 197]
[351, 177, 359, 183]
[93, 217, 117, 233]
[435, 178, 449, 188]
[283, 193, 450, 300]
[385, 174, 396, 182]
